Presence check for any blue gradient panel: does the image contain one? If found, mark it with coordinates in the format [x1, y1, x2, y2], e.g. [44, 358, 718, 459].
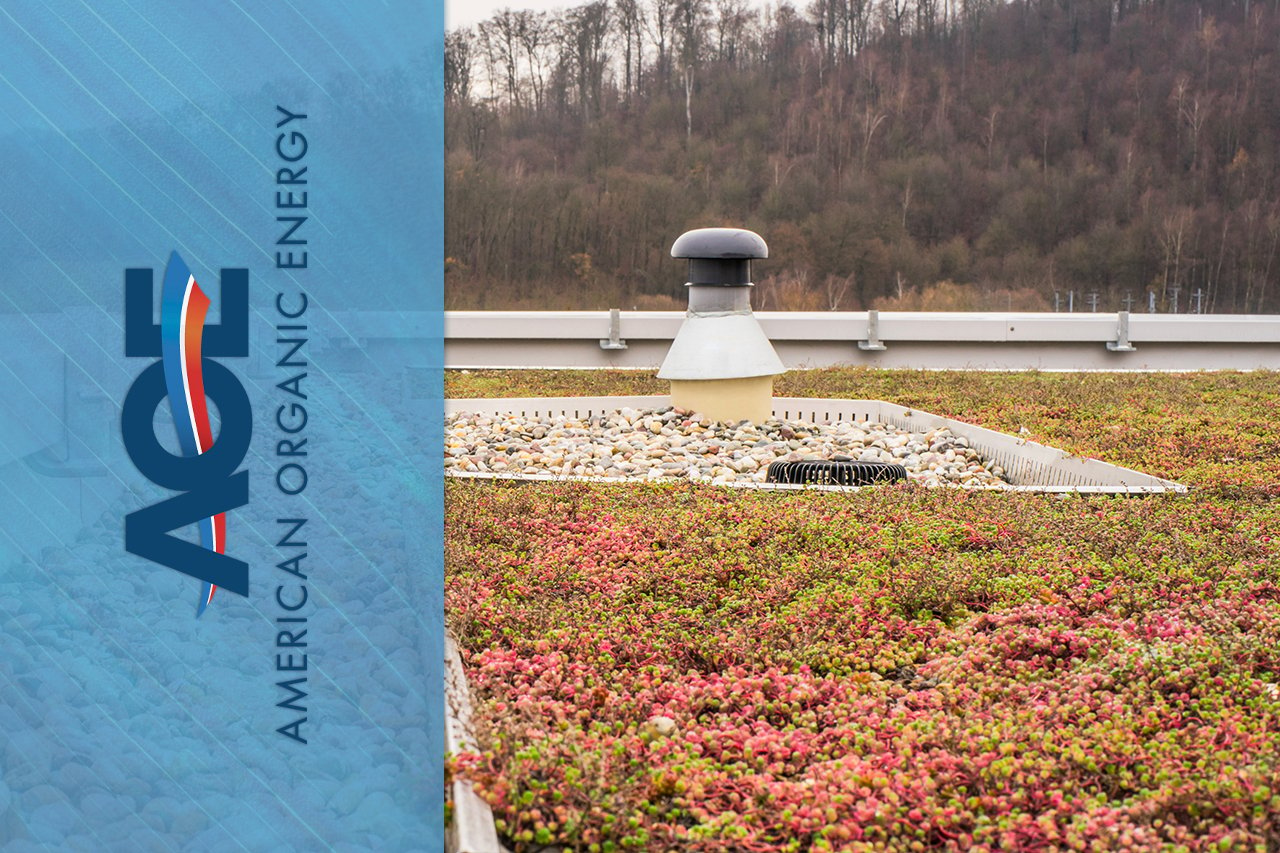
[0, 2, 445, 852]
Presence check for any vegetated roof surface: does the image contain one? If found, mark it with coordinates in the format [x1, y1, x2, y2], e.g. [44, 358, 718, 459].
[446, 369, 1280, 851]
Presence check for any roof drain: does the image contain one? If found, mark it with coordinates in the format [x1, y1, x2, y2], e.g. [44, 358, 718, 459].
[766, 460, 908, 487]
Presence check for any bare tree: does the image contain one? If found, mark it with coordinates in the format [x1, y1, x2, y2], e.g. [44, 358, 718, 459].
[982, 106, 999, 166]
[616, 0, 644, 97]
[1159, 208, 1192, 304]
[675, 0, 711, 139]
[715, 0, 752, 65]
[515, 11, 550, 112]
[861, 104, 886, 172]
[646, 0, 679, 88]
[565, 2, 611, 123]
[1171, 75, 1211, 172]
[445, 28, 474, 104]
[825, 272, 855, 309]
[481, 10, 525, 109]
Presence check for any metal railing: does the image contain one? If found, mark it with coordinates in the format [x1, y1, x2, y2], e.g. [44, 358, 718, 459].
[444, 310, 1280, 371]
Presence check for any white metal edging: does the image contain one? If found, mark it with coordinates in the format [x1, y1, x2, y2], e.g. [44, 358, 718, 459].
[446, 395, 670, 418]
[445, 396, 1186, 493]
[793, 398, 1183, 492]
[444, 471, 1170, 494]
[446, 636, 503, 853]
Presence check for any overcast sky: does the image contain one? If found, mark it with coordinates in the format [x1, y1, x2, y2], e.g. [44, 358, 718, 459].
[446, 0, 567, 30]
[445, 0, 774, 30]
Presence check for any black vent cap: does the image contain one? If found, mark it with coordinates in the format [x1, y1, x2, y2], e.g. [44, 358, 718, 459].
[671, 228, 768, 286]
[671, 228, 769, 260]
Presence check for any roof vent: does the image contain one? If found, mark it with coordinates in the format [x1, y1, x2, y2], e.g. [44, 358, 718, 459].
[658, 228, 785, 422]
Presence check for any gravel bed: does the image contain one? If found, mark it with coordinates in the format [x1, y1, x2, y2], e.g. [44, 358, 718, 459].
[445, 406, 1010, 488]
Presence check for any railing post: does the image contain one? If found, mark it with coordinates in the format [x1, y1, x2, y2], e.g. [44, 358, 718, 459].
[598, 308, 628, 350]
[858, 309, 887, 351]
[1106, 310, 1137, 352]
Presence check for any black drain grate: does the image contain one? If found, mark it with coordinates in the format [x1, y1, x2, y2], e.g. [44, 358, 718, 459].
[766, 460, 907, 486]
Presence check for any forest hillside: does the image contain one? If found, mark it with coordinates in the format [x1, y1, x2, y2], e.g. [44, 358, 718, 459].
[445, 0, 1280, 312]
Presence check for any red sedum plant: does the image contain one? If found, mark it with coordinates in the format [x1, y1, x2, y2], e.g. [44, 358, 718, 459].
[446, 370, 1280, 851]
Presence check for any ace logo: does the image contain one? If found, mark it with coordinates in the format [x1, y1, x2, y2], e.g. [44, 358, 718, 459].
[123, 252, 252, 616]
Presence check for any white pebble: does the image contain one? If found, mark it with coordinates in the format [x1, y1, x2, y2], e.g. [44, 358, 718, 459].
[445, 407, 1009, 488]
